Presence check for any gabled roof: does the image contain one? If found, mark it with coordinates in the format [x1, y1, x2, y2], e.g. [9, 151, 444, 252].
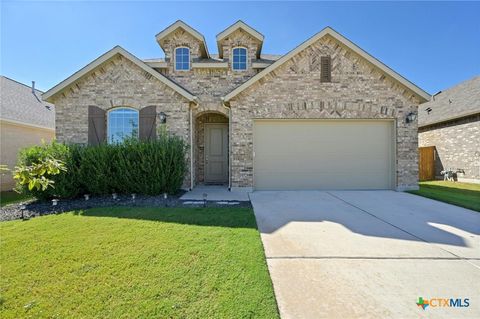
[216, 20, 264, 59]
[0, 76, 55, 129]
[418, 76, 480, 127]
[223, 27, 430, 103]
[42, 46, 196, 103]
[156, 20, 210, 58]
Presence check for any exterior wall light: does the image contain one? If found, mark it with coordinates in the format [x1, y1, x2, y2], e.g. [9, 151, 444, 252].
[158, 112, 167, 124]
[406, 111, 417, 124]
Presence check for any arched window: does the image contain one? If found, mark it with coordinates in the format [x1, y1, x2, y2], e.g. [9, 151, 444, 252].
[232, 47, 247, 71]
[175, 47, 190, 71]
[107, 108, 139, 143]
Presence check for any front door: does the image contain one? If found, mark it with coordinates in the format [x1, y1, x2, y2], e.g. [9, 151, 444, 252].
[205, 123, 228, 184]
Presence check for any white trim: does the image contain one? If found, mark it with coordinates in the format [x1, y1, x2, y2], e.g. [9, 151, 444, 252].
[174, 46, 191, 72]
[144, 61, 168, 68]
[231, 47, 248, 72]
[42, 46, 196, 103]
[191, 62, 228, 69]
[217, 21, 264, 43]
[223, 27, 430, 102]
[106, 107, 139, 144]
[0, 118, 55, 132]
[222, 102, 232, 190]
[252, 62, 271, 69]
[190, 105, 194, 190]
[155, 20, 210, 58]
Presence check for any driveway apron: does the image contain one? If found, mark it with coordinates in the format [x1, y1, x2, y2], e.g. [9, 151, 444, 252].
[250, 190, 480, 319]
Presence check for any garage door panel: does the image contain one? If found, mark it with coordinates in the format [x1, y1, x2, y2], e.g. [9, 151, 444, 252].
[253, 120, 394, 190]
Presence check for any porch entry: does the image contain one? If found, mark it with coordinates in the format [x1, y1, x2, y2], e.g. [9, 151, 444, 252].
[204, 123, 228, 184]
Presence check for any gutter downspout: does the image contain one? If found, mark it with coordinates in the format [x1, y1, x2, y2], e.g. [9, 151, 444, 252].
[190, 98, 198, 191]
[221, 98, 232, 191]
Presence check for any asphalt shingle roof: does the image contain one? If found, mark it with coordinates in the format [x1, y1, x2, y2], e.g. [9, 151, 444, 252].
[418, 76, 480, 127]
[0, 76, 55, 129]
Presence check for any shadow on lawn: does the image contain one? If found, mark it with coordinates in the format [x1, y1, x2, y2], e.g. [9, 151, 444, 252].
[74, 206, 257, 229]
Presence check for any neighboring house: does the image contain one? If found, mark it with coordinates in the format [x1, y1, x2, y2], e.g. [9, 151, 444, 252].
[42, 20, 430, 191]
[0, 76, 55, 190]
[418, 76, 480, 183]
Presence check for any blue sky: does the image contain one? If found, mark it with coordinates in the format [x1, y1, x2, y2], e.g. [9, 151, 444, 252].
[1, 1, 479, 93]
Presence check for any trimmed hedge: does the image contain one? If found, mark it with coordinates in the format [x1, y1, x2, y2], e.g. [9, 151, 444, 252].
[16, 137, 187, 199]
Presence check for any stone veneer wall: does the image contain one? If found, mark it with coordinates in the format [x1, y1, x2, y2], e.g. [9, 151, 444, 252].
[229, 35, 421, 190]
[419, 115, 480, 183]
[160, 29, 260, 106]
[53, 54, 193, 187]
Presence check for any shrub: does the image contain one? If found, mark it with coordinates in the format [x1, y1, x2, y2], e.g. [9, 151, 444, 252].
[13, 157, 66, 191]
[16, 136, 188, 199]
[16, 141, 81, 199]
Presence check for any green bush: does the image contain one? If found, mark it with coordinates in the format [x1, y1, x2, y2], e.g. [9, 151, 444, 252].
[16, 142, 81, 199]
[16, 136, 188, 199]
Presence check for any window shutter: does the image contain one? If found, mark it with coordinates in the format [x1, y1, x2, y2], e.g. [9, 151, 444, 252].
[139, 106, 157, 141]
[320, 56, 332, 83]
[88, 106, 106, 145]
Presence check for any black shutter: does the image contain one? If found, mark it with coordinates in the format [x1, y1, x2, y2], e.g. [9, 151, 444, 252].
[320, 56, 332, 83]
[139, 106, 157, 141]
[88, 106, 106, 145]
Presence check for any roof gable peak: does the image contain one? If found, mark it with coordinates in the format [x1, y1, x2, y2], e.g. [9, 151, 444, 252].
[42, 46, 196, 103]
[223, 26, 430, 102]
[216, 20, 264, 59]
[155, 20, 210, 58]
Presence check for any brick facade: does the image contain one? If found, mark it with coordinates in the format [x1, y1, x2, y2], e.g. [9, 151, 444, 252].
[229, 35, 421, 190]
[419, 115, 480, 183]
[50, 24, 425, 191]
[53, 54, 192, 187]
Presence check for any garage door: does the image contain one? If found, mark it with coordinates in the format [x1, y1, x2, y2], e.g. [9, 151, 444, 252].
[253, 120, 395, 190]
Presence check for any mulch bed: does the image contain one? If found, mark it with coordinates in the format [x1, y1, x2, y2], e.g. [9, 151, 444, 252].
[0, 192, 251, 222]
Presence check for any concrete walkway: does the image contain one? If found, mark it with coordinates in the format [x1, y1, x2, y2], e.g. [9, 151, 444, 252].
[250, 190, 480, 319]
[180, 185, 250, 201]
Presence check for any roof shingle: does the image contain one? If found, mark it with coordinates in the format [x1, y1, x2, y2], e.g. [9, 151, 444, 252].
[418, 76, 480, 127]
[0, 76, 55, 129]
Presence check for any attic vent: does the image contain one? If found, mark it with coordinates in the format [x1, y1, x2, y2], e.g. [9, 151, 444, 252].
[320, 56, 331, 83]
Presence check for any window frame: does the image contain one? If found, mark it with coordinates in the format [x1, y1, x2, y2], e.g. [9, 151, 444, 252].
[231, 47, 248, 72]
[106, 107, 139, 144]
[174, 47, 191, 71]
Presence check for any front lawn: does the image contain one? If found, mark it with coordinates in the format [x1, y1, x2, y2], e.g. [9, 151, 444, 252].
[0, 207, 279, 318]
[0, 191, 32, 207]
[408, 181, 480, 212]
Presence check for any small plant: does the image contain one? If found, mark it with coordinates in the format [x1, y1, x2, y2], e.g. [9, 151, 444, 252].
[13, 157, 66, 191]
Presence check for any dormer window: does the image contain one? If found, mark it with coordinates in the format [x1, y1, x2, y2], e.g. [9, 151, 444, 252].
[232, 47, 247, 71]
[175, 47, 190, 71]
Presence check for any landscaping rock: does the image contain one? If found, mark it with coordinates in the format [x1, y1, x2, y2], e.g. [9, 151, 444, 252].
[0, 192, 252, 222]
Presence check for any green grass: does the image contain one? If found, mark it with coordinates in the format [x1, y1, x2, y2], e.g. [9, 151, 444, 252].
[408, 181, 480, 212]
[0, 191, 32, 207]
[0, 207, 279, 318]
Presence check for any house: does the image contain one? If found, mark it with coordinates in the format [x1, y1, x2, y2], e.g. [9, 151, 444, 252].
[0, 76, 55, 190]
[418, 76, 480, 183]
[42, 20, 430, 192]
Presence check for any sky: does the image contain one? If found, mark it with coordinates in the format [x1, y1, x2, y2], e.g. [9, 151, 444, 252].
[1, 1, 479, 94]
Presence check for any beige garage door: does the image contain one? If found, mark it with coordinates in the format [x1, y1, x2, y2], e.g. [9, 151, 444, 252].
[253, 120, 395, 190]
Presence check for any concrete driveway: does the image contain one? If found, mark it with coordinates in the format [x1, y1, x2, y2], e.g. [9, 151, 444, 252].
[250, 191, 480, 319]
